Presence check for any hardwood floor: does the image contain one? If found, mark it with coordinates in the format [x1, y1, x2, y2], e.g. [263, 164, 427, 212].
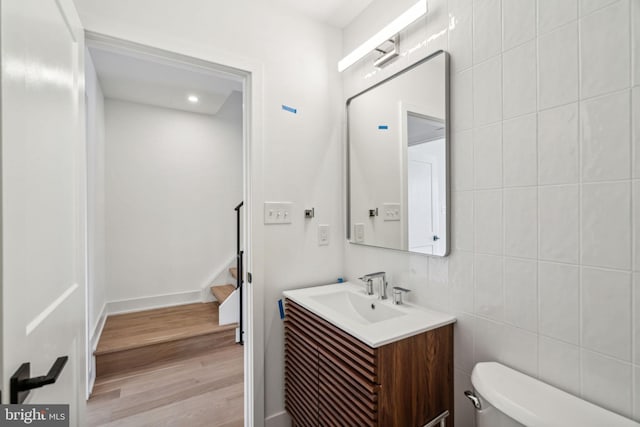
[95, 303, 237, 377]
[88, 343, 243, 426]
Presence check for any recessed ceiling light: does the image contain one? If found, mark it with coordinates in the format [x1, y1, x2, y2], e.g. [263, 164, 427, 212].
[188, 95, 199, 103]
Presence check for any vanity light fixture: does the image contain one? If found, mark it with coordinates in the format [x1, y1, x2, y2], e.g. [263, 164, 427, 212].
[337, 0, 428, 72]
[187, 94, 199, 103]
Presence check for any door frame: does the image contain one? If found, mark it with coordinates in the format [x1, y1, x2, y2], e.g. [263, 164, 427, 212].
[82, 32, 265, 427]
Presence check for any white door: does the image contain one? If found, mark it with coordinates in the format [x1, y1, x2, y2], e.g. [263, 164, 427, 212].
[408, 158, 435, 254]
[1, 0, 86, 424]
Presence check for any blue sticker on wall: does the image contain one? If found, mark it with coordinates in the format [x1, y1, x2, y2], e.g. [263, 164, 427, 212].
[378, 125, 389, 130]
[282, 105, 297, 114]
[278, 299, 285, 319]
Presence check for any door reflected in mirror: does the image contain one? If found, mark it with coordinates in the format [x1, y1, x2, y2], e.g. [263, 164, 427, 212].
[347, 51, 449, 256]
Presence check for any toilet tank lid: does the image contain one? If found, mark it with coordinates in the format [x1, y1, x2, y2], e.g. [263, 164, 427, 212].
[471, 362, 639, 427]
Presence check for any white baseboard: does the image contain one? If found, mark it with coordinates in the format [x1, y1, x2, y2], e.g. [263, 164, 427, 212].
[107, 290, 203, 315]
[265, 411, 290, 427]
[88, 302, 107, 397]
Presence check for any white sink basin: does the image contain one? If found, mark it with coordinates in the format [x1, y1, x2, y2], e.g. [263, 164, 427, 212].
[311, 290, 405, 324]
[283, 282, 456, 348]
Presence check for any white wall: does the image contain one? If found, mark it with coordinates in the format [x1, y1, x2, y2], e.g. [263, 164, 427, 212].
[104, 94, 242, 302]
[343, 0, 640, 425]
[85, 50, 107, 335]
[73, 2, 345, 422]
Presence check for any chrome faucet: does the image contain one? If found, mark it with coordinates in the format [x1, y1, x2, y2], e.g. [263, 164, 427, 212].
[358, 272, 387, 300]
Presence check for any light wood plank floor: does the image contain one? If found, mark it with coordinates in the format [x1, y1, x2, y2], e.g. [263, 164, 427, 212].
[96, 303, 236, 355]
[88, 344, 243, 427]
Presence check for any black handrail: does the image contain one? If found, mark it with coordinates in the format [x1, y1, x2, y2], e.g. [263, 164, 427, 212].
[235, 201, 244, 345]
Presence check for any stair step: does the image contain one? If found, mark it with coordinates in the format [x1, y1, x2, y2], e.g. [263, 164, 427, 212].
[211, 284, 235, 304]
[229, 267, 238, 279]
[94, 303, 236, 378]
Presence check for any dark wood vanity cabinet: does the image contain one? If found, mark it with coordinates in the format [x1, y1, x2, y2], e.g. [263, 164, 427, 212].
[284, 299, 453, 427]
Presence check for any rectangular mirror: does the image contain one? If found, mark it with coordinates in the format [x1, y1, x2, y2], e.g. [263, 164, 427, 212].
[347, 51, 449, 256]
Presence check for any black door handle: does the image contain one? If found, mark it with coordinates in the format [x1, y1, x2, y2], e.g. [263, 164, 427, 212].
[10, 356, 68, 404]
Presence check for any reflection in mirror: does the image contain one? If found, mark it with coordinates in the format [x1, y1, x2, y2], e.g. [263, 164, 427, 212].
[347, 51, 449, 256]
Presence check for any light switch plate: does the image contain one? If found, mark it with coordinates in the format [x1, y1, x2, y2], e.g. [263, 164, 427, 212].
[318, 224, 329, 246]
[264, 202, 293, 224]
[383, 203, 401, 221]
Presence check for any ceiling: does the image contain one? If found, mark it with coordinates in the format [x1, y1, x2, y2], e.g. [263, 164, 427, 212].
[274, 0, 373, 28]
[89, 46, 242, 116]
[408, 114, 445, 145]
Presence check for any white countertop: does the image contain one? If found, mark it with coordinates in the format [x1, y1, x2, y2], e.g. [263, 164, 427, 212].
[282, 281, 456, 348]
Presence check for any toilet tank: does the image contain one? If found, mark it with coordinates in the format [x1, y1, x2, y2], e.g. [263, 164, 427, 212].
[470, 362, 640, 427]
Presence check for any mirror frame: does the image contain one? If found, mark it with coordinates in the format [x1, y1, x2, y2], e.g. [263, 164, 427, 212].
[345, 50, 450, 256]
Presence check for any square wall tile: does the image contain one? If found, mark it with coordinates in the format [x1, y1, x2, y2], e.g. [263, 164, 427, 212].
[539, 262, 580, 344]
[474, 253, 504, 320]
[450, 250, 474, 313]
[452, 131, 474, 191]
[634, 273, 639, 365]
[474, 123, 502, 189]
[582, 350, 633, 418]
[473, 0, 502, 63]
[504, 257, 538, 331]
[633, 88, 640, 178]
[474, 189, 503, 255]
[503, 0, 536, 51]
[539, 336, 581, 395]
[453, 191, 474, 251]
[539, 23, 579, 110]
[538, 103, 579, 185]
[473, 56, 502, 127]
[581, 91, 631, 182]
[580, 0, 630, 98]
[635, 183, 640, 271]
[502, 325, 538, 376]
[474, 316, 504, 363]
[581, 267, 632, 361]
[580, 0, 621, 17]
[453, 69, 473, 132]
[539, 185, 580, 264]
[453, 313, 475, 372]
[503, 114, 537, 187]
[449, 0, 473, 72]
[582, 182, 631, 270]
[503, 41, 537, 119]
[504, 187, 537, 259]
[538, 0, 577, 35]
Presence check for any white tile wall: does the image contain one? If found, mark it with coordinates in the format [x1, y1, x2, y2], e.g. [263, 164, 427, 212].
[344, 0, 640, 423]
[581, 267, 632, 360]
[538, 103, 579, 185]
[538, 23, 579, 109]
[538, 336, 581, 395]
[503, 41, 536, 119]
[580, 91, 631, 182]
[580, 1, 630, 98]
[504, 187, 537, 258]
[473, 124, 502, 188]
[503, 114, 537, 187]
[538, 262, 580, 344]
[538, 0, 577, 35]
[502, 0, 536, 51]
[582, 350, 633, 416]
[581, 182, 631, 270]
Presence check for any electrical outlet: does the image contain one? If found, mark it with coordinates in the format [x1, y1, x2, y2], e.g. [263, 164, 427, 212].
[264, 202, 293, 224]
[354, 223, 365, 243]
[318, 224, 329, 246]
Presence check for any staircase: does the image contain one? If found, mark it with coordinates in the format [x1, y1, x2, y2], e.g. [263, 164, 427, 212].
[94, 302, 236, 378]
[210, 267, 240, 326]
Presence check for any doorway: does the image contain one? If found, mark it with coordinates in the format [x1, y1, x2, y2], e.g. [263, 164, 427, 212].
[83, 34, 254, 426]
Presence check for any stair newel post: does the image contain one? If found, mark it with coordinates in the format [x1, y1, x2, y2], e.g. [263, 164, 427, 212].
[235, 201, 244, 345]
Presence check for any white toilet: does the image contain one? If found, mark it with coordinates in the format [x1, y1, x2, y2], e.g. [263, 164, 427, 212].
[466, 362, 640, 427]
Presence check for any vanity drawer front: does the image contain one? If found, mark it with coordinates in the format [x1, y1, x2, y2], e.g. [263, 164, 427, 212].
[319, 353, 378, 427]
[285, 318, 319, 426]
[286, 299, 378, 382]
